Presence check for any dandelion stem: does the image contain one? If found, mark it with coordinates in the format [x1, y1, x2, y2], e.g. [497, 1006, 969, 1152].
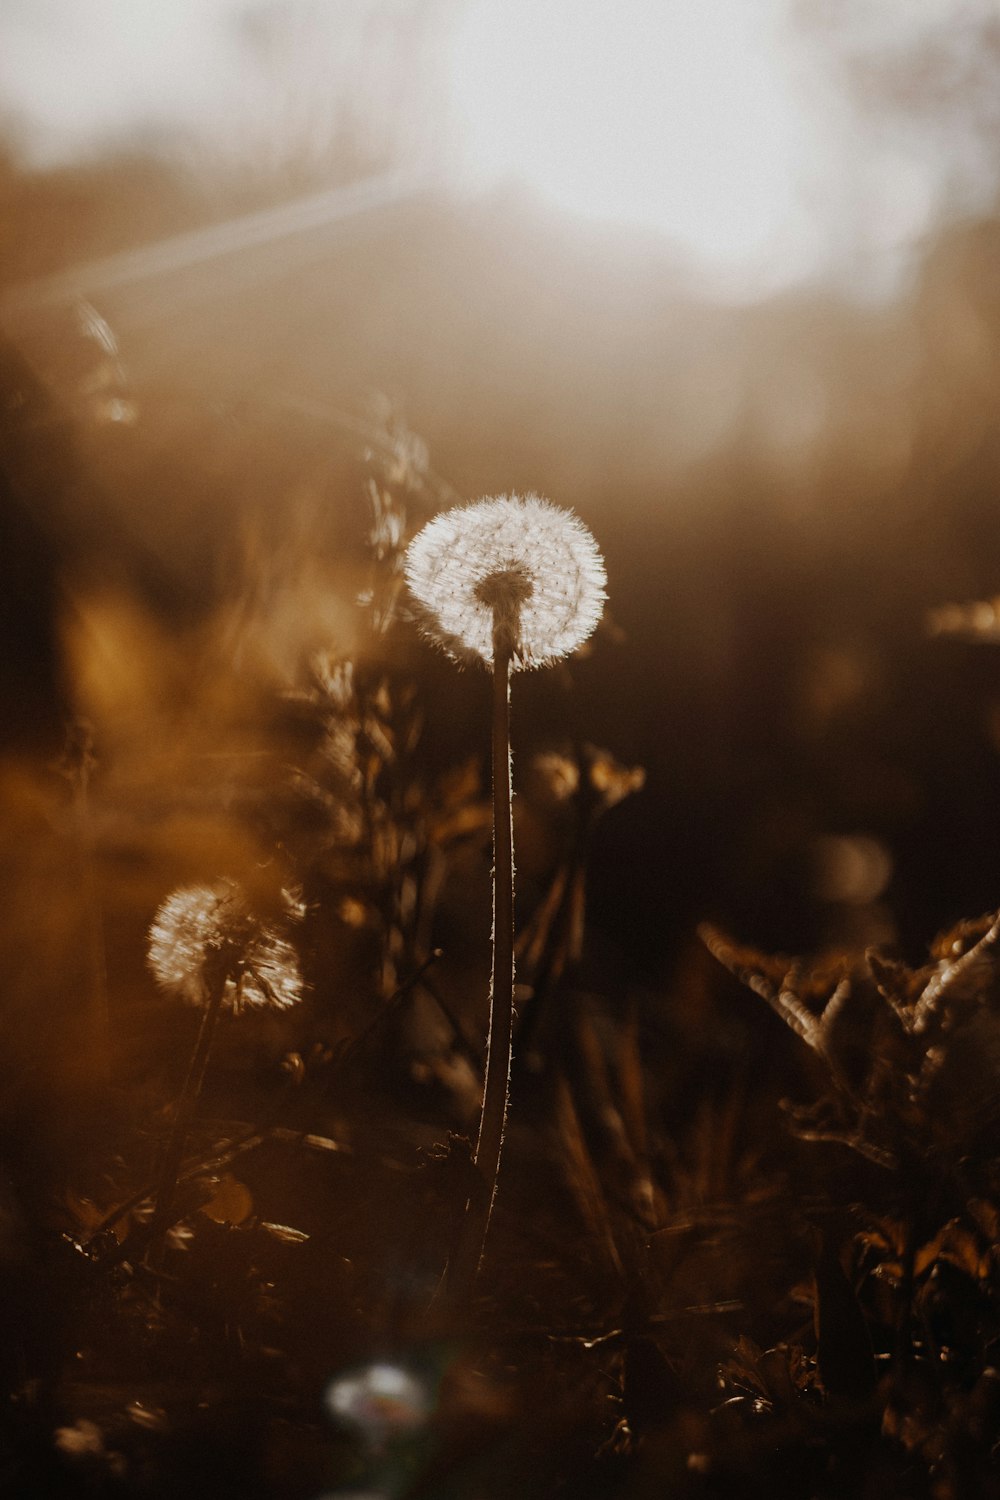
[480, 630, 516, 1210]
[894, 1208, 917, 1374]
[447, 624, 515, 1297]
[150, 971, 228, 1242]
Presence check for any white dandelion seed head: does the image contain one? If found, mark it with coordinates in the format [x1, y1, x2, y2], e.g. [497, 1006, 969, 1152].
[403, 494, 607, 670]
[148, 880, 304, 1013]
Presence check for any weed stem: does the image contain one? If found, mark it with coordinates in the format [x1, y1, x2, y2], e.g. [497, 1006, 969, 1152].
[150, 972, 227, 1242]
[447, 623, 515, 1298]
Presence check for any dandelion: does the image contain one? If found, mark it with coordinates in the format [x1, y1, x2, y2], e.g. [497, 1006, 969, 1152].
[148, 880, 303, 1012]
[146, 880, 303, 1244]
[405, 494, 606, 1298]
[404, 493, 606, 669]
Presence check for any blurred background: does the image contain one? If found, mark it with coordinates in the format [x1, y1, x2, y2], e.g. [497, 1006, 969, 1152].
[3, 0, 1000, 1013]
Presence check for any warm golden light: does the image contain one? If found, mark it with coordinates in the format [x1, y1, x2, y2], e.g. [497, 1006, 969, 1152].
[446, 0, 816, 278]
[0, 1, 982, 296]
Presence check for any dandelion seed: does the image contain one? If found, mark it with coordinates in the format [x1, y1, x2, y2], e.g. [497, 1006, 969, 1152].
[404, 493, 606, 668]
[148, 880, 303, 1013]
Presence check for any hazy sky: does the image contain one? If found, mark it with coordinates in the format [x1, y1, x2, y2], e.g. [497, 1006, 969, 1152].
[1, 0, 996, 295]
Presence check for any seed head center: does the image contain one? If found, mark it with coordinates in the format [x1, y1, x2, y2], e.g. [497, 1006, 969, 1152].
[474, 566, 534, 612]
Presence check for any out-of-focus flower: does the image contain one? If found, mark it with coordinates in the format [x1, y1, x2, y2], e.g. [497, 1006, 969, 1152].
[368, 479, 406, 561]
[55, 1420, 105, 1458]
[325, 1361, 433, 1447]
[312, 650, 355, 710]
[324, 719, 362, 787]
[148, 880, 303, 1012]
[927, 596, 1000, 642]
[55, 302, 138, 425]
[404, 494, 606, 669]
[526, 745, 645, 819]
[531, 752, 581, 804]
[584, 743, 646, 810]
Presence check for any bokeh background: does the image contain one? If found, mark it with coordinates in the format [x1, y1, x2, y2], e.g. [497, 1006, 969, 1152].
[4, 0, 1000, 1042]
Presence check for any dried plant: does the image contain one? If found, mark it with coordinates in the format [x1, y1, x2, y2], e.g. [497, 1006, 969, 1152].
[282, 462, 491, 1031]
[700, 909, 1000, 1422]
[700, 911, 1000, 1173]
[515, 743, 645, 1073]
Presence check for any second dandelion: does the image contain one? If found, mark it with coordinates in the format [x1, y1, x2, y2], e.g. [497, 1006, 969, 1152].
[147, 881, 303, 1246]
[405, 493, 606, 1295]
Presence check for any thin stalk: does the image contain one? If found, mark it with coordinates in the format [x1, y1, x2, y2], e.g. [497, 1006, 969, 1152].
[65, 723, 112, 1084]
[894, 1212, 916, 1374]
[447, 625, 515, 1298]
[150, 972, 228, 1242]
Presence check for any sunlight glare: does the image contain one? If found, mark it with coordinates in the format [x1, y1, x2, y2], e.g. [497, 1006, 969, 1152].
[447, 0, 816, 279]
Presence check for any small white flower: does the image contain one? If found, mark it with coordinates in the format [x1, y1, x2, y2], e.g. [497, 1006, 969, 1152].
[404, 494, 606, 669]
[148, 881, 303, 1012]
